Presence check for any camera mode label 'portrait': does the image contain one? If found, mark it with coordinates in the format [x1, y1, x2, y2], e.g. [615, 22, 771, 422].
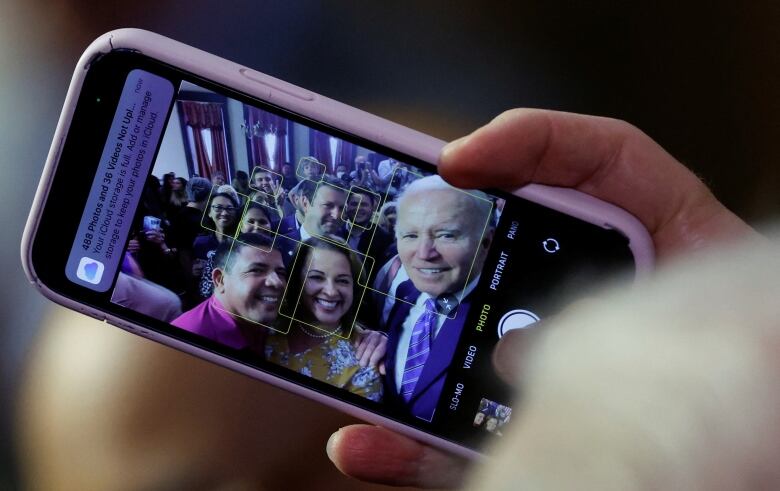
[65, 70, 173, 291]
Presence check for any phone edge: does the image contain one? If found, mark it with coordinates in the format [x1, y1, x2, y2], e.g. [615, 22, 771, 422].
[21, 28, 655, 460]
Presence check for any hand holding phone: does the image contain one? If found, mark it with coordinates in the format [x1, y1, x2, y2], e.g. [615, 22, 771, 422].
[22, 29, 656, 460]
[143, 228, 165, 245]
[326, 108, 759, 488]
[126, 236, 141, 255]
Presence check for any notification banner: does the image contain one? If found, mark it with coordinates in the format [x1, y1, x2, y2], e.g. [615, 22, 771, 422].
[65, 69, 174, 291]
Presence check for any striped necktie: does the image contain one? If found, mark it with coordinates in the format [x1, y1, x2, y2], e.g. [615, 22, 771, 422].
[400, 298, 437, 402]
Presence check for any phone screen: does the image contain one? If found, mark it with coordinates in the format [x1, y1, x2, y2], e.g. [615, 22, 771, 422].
[33, 51, 634, 451]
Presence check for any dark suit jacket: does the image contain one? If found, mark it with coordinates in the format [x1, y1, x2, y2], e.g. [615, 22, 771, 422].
[355, 226, 396, 273]
[350, 226, 396, 329]
[383, 280, 472, 421]
[278, 213, 300, 237]
[274, 226, 300, 266]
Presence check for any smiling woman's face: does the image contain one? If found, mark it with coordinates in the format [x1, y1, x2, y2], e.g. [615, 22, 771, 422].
[209, 195, 237, 232]
[241, 207, 271, 234]
[301, 248, 354, 330]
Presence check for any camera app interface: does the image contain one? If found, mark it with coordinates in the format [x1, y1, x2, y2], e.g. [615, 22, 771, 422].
[69, 68, 633, 448]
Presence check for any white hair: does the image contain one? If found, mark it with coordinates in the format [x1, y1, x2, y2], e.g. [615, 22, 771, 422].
[216, 184, 241, 206]
[396, 175, 494, 227]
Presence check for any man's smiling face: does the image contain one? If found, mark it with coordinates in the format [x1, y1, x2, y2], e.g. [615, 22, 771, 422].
[302, 184, 346, 236]
[215, 245, 287, 325]
[396, 189, 487, 297]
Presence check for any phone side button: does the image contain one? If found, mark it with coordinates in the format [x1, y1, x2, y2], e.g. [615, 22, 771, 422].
[77, 307, 106, 323]
[105, 317, 136, 333]
[238, 68, 316, 101]
[106, 318, 156, 339]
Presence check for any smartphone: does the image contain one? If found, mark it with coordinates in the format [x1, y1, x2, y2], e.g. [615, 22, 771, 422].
[142, 215, 161, 231]
[22, 29, 654, 458]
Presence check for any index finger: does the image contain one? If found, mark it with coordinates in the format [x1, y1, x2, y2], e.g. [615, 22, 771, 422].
[438, 109, 754, 259]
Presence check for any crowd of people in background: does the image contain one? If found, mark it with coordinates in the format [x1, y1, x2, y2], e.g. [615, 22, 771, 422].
[118, 154, 411, 311]
[114, 151, 501, 413]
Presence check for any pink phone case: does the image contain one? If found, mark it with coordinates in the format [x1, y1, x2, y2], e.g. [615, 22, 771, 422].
[22, 28, 654, 460]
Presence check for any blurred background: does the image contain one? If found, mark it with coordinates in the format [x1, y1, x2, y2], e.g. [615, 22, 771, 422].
[1, 1, 777, 488]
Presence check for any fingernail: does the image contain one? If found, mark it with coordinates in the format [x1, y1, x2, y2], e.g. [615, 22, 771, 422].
[326, 428, 342, 463]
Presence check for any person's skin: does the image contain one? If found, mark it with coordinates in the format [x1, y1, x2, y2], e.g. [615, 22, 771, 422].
[347, 192, 374, 227]
[335, 164, 348, 179]
[301, 162, 312, 179]
[396, 188, 491, 297]
[290, 248, 355, 355]
[209, 195, 237, 236]
[282, 163, 295, 177]
[325, 109, 760, 488]
[212, 173, 226, 187]
[354, 329, 387, 375]
[301, 160, 323, 180]
[172, 177, 184, 192]
[232, 176, 249, 198]
[302, 248, 353, 330]
[485, 418, 499, 433]
[241, 206, 272, 234]
[142, 228, 172, 255]
[473, 236, 780, 490]
[301, 185, 347, 236]
[378, 207, 397, 236]
[288, 188, 305, 224]
[212, 245, 287, 325]
[472, 412, 485, 426]
[384, 212, 396, 229]
[253, 170, 275, 195]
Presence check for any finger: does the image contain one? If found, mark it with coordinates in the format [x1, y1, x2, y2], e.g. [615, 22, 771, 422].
[359, 337, 379, 368]
[354, 335, 367, 360]
[379, 360, 386, 376]
[491, 327, 541, 386]
[492, 299, 601, 385]
[327, 425, 469, 488]
[367, 339, 387, 369]
[438, 108, 754, 258]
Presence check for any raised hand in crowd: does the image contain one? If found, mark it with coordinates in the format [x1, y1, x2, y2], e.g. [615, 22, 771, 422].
[143, 228, 171, 252]
[126, 236, 141, 255]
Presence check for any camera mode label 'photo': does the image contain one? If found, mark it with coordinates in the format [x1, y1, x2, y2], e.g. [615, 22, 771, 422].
[66, 69, 174, 291]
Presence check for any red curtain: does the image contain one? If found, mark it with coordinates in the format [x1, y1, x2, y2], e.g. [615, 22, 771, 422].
[189, 125, 212, 180]
[180, 101, 230, 182]
[274, 131, 287, 170]
[244, 106, 268, 169]
[212, 125, 229, 179]
[335, 141, 357, 171]
[244, 107, 288, 172]
[310, 130, 333, 173]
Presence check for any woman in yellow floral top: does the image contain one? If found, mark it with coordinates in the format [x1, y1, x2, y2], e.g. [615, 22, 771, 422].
[265, 237, 383, 402]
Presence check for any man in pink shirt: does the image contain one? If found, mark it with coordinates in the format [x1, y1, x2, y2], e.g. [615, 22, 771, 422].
[172, 233, 288, 356]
